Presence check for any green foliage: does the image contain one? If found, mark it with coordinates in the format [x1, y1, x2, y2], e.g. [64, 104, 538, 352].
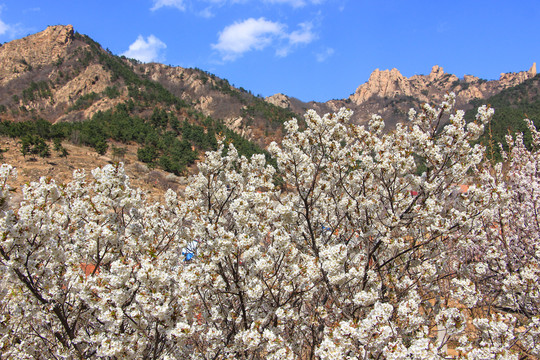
[22, 81, 52, 102]
[0, 118, 55, 139]
[137, 145, 158, 164]
[181, 121, 217, 150]
[53, 138, 69, 157]
[58, 147, 69, 157]
[467, 74, 540, 160]
[170, 117, 181, 134]
[19, 135, 50, 158]
[151, 108, 169, 129]
[68, 92, 100, 111]
[94, 140, 108, 155]
[34, 118, 52, 139]
[242, 97, 299, 128]
[164, 139, 197, 175]
[19, 137, 30, 158]
[104, 86, 120, 99]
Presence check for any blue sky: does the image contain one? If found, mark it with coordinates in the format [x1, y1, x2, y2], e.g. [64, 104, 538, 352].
[1, 0, 539, 102]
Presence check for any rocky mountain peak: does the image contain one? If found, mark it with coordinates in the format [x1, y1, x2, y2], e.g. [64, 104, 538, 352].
[348, 63, 537, 110]
[349, 67, 411, 104]
[529, 62, 537, 76]
[0, 25, 75, 85]
[429, 65, 445, 80]
[42, 24, 75, 45]
[498, 63, 537, 88]
[265, 93, 291, 109]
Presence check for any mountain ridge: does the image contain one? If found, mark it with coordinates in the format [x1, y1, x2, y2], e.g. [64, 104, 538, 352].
[0, 24, 537, 139]
[0, 25, 539, 198]
[266, 64, 537, 128]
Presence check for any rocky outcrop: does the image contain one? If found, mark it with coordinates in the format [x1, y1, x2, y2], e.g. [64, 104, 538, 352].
[0, 25, 74, 85]
[350, 68, 413, 104]
[53, 64, 112, 104]
[265, 93, 291, 109]
[499, 62, 537, 88]
[349, 64, 538, 108]
[529, 63, 537, 76]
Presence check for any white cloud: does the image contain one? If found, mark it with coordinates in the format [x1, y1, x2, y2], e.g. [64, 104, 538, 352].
[316, 47, 334, 62]
[213, 18, 318, 61]
[151, 0, 186, 11]
[122, 35, 167, 63]
[0, 18, 9, 36]
[0, 5, 16, 37]
[288, 21, 316, 45]
[276, 21, 317, 57]
[212, 18, 285, 61]
[199, 7, 215, 18]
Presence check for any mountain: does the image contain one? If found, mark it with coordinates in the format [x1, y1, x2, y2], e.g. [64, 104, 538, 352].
[0, 25, 537, 156]
[0, 25, 125, 123]
[266, 64, 538, 128]
[0, 24, 296, 186]
[0, 25, 300, 148]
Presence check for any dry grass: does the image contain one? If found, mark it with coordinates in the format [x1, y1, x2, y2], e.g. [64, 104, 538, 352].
[0, 136, 191, 202]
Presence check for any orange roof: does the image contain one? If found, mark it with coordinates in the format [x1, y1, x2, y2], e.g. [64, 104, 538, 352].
[80, 263, 99, 277]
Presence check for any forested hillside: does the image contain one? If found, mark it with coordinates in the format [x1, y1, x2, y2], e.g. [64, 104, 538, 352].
[467, 74, 540, 159]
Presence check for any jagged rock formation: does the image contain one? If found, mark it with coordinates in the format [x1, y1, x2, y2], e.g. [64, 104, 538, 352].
[266, 64, 538, 127]
[529, 62, 537, 76]
[0, 25, 74, 85]
[265, 93, 291, 109]
[349, 64, 537, 108]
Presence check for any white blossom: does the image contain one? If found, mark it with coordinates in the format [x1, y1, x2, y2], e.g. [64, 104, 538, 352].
[0, 97, 538, 358]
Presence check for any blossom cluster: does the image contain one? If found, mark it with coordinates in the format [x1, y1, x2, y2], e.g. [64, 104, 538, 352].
[0, 94, 538, 359]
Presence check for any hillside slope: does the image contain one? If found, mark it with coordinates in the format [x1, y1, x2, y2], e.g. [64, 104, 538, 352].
[0, 25, 301, 147]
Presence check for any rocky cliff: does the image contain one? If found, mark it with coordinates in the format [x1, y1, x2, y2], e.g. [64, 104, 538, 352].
[349, 64, 537, 106]
[0, 25, 75, 86]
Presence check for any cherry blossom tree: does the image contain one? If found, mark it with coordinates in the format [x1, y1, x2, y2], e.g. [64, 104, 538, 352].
[0, 164, 190, 358]
[452, 120, 540, 358]
[0, 94, 539, 359]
